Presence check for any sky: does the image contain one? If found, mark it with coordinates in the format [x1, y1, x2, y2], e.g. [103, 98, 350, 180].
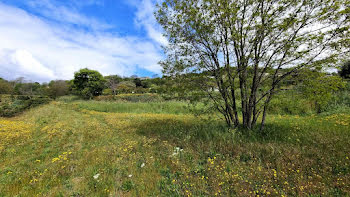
[0, 0, 167, 82]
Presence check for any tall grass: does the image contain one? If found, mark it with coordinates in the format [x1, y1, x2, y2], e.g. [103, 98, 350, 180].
[1, 97, 349, 196]
[76, 100, 194, 114]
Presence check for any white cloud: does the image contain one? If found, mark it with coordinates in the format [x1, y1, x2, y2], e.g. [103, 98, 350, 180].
[0, 49, 54, 82]
[0, 2, 162, 82]
[133, 0, 169, 46]
[27, 0, 112, 31]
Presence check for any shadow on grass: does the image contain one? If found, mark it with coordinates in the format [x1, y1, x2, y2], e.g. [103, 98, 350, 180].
[132, 117, 300, 156]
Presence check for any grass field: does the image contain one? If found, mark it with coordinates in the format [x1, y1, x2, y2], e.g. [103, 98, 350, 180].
[0, 99, 349, 196]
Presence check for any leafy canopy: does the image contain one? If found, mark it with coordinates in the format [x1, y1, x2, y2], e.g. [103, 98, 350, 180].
[156, 0, 350, 129]
[73, 68, 106, 99]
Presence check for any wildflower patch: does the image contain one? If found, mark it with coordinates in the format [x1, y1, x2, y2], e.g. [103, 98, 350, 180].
[0, 119, 32, 152]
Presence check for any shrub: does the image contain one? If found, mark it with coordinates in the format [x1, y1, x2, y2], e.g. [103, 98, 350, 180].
[0, 96, 51, 117]
[102, 89, 113, 95]
[268, 92, 313, 115]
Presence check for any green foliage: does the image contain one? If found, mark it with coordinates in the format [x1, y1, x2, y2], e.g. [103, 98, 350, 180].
[47, 80, 69, 99]
[95, 93, 163, 102]
[300, 73, 345, 113]
[134, 78, 142, 87]
[77, 100, 191, 114]
[268, 92, 313, 115]
[13, 81, 45, 95]
[116, 81, 136, 94]
[322, 88, 350, 115]
[339, 61, 350, 79]
[72, 68, 106, 99]
[104, 75, 122, 95]
[1, 100, 350, 196]
[102, 88, 113, 95]
[0, 80, 13, 94]
[156, 0, 350, 129]
[56, 95, 81, 103]
[0, 95, 51, 117]
[121, 180, 134, 191]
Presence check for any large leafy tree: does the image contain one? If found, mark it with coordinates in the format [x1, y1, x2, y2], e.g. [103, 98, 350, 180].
[156, 0, 350, 130]
[73, 68, 106, 99]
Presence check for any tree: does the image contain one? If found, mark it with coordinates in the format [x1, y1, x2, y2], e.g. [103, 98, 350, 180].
[141, 80, 150, 88]
[0, 79, 13, 94]
[339, 61, 350, 79]
[72, 68, 106, 99]
[105, 75, 122, 95]
[116, 81, 136, 94]
[156, 0, 350, 130]
[134, 78, 143, 87]
[298, 71, 345, 113]
[14, 81, 42, 96]
[47, 80, 69, 99]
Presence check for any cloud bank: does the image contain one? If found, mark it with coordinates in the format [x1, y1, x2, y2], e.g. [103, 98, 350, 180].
[0, 1, 165, 82]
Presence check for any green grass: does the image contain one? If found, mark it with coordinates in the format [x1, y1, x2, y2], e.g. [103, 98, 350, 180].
[0, 100, 349, 196]
[75, 100, 194, 115]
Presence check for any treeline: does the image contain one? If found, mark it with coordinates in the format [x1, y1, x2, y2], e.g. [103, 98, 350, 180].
[0, 69, 170, 99]
[1, 64, 349, 103]
[0, 77, 69, 99]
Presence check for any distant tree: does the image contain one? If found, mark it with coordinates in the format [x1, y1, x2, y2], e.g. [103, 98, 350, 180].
[47, 80, 69, 99]
[141, 80, 150, 88]
[131, 75, 138, 78]
[339, 61, 350, 79]
[14, 81, 42, 95]
[116, 81, 136, 94]
[72, 68, 106, 99]
[0, 79, 13, 94]
[105, 75, 122, 95]
[156, 0, 350, 130]
[134, 78, 143, 87]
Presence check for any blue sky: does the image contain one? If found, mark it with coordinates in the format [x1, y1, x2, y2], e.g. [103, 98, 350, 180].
[0, 0, 166, 82]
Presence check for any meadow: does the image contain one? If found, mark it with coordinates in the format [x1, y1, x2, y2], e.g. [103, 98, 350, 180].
[0, 97, 349, 196]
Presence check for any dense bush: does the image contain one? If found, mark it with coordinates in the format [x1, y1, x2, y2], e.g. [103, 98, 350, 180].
[0, 95, 51, 117]
[321, 89, 350, 114]
[268, 85, 350, 115]
[0, 80, 13, 94]
[268, 92, 313, 115]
